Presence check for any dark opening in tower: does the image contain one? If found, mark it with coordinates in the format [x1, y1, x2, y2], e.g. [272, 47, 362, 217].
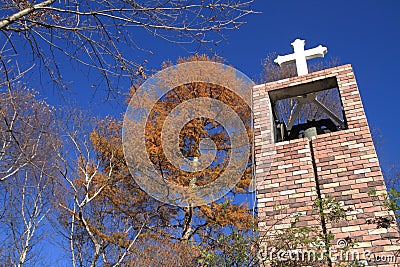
[269, 77, 348, 142]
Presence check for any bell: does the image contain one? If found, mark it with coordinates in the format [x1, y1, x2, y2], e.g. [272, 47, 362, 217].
[304, 127, 317, 140]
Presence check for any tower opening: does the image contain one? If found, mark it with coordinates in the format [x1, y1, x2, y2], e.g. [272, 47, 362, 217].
[269, 77, 348, 142]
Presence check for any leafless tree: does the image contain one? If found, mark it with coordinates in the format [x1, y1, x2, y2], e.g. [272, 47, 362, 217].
[0, 87, 57, 181]
[1, 171, 52, 267]
[0, 0, 255, 96]
[0, 87, 59, 266]
[52, 110, 144, 267]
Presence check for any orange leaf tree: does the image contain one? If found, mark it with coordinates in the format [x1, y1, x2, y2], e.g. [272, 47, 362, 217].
[57, 55, 258, 266]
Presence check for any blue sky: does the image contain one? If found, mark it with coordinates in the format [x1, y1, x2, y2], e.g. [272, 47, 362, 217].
[7, 1, 398, 264]
[228, 1, 399, 170]
[63, 1, 398, 170]
[125, 0, 399, 171]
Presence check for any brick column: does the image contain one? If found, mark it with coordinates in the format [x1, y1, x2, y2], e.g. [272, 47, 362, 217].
[254, 65, 400, 266]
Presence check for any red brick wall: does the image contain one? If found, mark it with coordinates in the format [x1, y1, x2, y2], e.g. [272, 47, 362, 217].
[254, 65, 399, 266]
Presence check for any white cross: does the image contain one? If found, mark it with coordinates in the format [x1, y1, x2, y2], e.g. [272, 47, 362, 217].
[274, 39, 328, 76]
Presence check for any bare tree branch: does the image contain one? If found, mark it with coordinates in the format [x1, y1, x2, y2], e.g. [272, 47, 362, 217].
[0, 0, 56, 30]
[0, 0, 255, 95]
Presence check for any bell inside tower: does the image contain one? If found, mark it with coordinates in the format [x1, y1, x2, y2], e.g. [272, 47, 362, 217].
[270, 77, 348, 142]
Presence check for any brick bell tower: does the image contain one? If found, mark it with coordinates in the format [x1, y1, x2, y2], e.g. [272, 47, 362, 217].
[254, 39, 400, 266]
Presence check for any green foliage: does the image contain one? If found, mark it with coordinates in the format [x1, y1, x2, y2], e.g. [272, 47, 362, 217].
[314, 195, 347, 223]
[258, 196, 349, 267]
[384, 188, 400, 222]
[367, 189, 377, 196]
[197, 231, 257, 267]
